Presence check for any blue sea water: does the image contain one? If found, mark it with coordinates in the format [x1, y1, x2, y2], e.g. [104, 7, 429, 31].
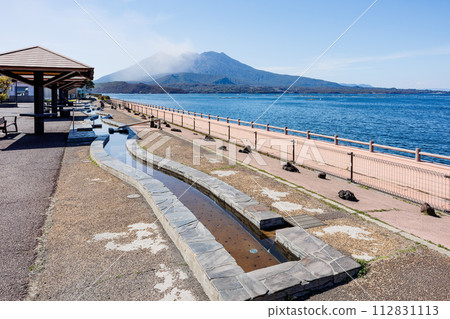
[108, 93, 450, 161]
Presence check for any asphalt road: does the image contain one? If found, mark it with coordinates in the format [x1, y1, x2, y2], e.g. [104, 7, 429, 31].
[0, 103, 71, 300]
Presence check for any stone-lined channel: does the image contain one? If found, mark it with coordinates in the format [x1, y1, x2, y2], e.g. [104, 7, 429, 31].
[95, 123, 296, 272]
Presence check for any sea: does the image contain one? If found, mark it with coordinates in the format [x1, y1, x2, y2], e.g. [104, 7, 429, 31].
[108, 93, 450, 163]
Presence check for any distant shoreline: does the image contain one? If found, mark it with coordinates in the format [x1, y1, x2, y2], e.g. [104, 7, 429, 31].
[93, 81, 450, 95]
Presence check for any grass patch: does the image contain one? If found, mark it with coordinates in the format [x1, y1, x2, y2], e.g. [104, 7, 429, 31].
[355, 259, 370, 278]
[88, 154, 99, 167]
[358, 184, 370, 190]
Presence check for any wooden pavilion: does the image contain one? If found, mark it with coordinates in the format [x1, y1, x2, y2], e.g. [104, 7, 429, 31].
[0, 46, 94, 134]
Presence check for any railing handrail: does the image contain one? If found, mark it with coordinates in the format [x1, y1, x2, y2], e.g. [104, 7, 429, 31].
[109, 98, 449, 163]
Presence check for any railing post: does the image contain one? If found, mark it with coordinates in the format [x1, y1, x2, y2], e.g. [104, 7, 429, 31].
[216, 115, 219, 121]
[415, 148, 421, 162]
[369, 140, 374, 152]
[238, 119, 240, 126]
[251, 121, 254, 128]
[227, 117, 229, 124]
[307, 130, 310, 139]
[200, 113, 203, 118]
[267, 124, 270, 131]
[334, 135, 339, 145]
[348, 152, 354, 182]
[208, 114, 210, 120]
[284, 126, 288, 135]
[194, 112, 196, 117]
[292, 139, 295, 162]
[208, 121, 211, 135]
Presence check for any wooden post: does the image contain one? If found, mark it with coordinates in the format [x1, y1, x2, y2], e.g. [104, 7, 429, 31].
[34, 71, 44, 134]
[51, 85, 58, 115]
[415, 148, 421, 162]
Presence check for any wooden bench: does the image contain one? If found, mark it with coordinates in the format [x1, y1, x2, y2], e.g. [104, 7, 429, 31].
[0, 116, 18, 138]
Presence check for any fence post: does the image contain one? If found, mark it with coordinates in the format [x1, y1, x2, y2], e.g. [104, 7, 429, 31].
[238, 119, 240, 126]
[251, 121, 254, 128]
[217, 115, 219, 121]
[307, 130, 310, 139]
[292, 139, 295, 162]
[227, 117, 229, 124]
[284, 126, 288, 135]
[415, 148, 421, 162]
[348, 152, 354, 182]
[334, 135, 339, 145]
[267, 124, 270, 131]
[208, 114, 211, 120]
[369, 140, 374, 152]
[200, 113, 203, 118]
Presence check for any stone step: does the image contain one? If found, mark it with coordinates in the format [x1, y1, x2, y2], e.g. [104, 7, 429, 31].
[284, 215, 326, 229]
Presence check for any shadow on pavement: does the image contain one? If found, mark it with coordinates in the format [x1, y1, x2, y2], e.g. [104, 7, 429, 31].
[2, 133, 68, 151]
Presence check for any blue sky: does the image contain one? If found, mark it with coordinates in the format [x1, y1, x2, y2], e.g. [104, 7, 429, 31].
[3, 0, 450, 89]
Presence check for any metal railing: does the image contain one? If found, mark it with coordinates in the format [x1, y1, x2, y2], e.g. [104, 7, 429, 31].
[110, 98, 450, 211]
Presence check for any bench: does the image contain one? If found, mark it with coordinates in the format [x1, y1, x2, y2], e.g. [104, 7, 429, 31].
[0, 116, 18, 138]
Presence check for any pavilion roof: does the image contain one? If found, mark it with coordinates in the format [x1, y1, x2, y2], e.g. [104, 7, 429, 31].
[0, 46, 94, 90]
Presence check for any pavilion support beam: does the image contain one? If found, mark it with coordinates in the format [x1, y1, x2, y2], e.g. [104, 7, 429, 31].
[58, 89, 65, 104]
[51, 85, 58, 106]
[34, 71, 44, 134]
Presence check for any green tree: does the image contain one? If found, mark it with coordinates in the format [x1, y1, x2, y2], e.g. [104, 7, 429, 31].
[85, 79, 95, 92]
[0, 76, 12, 104]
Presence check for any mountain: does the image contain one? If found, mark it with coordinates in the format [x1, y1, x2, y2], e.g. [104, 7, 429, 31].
[96, 51, 343, 88]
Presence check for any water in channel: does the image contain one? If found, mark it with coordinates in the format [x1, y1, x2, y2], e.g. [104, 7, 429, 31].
[98, 123, 295, 272]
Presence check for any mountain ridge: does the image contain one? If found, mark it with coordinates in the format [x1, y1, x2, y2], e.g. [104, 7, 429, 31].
[96, 51, 343, 88]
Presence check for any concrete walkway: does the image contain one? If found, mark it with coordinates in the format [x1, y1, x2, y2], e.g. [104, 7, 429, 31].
[0, 103, 70, 300]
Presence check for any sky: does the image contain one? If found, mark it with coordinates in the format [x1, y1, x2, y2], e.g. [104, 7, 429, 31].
[2, 0, 450, 89]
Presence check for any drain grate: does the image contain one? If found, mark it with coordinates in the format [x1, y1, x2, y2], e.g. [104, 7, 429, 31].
[284, 215, 326, 229]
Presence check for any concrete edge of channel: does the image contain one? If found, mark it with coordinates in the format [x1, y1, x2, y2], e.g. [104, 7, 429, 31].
[90, 120, 361, 300]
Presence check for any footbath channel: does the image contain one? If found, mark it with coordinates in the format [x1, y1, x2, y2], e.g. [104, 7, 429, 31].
[92, 117, 297, 272]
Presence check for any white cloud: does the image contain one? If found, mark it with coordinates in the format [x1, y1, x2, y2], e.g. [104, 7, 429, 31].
[1, 0, 195, 79]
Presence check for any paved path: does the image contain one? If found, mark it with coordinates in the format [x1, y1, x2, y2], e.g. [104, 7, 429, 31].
[0, 103, 70, 300]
